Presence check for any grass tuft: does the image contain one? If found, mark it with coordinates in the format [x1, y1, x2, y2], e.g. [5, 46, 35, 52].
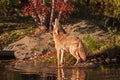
[83, 34, 107, 54]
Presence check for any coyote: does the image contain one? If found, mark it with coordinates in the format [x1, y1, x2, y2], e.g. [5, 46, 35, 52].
[53, 18, 86, 66]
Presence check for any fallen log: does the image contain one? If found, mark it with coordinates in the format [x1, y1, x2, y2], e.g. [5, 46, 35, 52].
[0, 50, 15, 60]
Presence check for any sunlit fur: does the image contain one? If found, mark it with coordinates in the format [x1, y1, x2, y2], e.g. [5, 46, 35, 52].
[53, 18, 86, 66]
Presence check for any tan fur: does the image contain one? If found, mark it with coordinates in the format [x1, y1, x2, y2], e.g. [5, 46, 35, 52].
[53, 18, 86, 66]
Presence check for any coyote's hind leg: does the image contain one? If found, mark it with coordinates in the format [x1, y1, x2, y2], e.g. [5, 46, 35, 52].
[74, 51, 81, 65]
[69, 47, 81, 66]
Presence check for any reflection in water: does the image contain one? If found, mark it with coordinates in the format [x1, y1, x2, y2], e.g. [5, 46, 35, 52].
[57, 68, 86, 80]
[0, 60, 57, 80]
[19, 73, 56, 80]
[0, 60, 120, 80]
[17, 73, 40, 80]
[71, 69, 86, 80]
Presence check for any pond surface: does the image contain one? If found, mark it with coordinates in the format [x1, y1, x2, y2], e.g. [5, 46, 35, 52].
[0, 60, 120, 80]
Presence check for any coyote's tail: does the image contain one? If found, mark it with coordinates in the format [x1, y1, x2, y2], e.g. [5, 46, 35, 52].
[78, 43, 86, 61]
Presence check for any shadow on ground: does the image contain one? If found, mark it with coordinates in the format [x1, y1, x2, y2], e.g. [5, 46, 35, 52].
[87, 45, 120, 65]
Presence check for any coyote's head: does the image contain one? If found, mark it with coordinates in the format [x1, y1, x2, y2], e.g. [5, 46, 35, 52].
[53, 18, 59, 35]
[53, 18, 66, 35]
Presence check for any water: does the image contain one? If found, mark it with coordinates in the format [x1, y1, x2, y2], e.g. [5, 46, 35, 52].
[0, 60, 120, 80]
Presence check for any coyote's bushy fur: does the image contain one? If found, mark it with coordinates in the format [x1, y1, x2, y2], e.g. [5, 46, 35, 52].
[53, 18, 86, 66]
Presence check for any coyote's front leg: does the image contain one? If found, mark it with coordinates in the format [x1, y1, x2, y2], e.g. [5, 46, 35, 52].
[60, 49, 64, 66]
[57, 49, 64, 66]
[57, 49, 60, 66]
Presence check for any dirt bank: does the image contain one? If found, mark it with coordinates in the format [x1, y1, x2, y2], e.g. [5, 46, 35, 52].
[4, 20, 107, 59]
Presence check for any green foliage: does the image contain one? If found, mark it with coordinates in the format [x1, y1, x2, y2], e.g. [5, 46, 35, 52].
[1, 29, 30, 45]
[107, 34, 120, 47]
[39, 54, 76, 65]
[0, 0, 18, 6]
[83, 34, 107, 54]
[39, 57, 57, 63]
[89, 0, 120, 5]
[115, 35, 120, 46]
[64, 55, 76, 65]
[83, 33, 120, 55]
[73, 0, 120, 19]
[0, 0, 19, 16]
[72, 0, 89, 18]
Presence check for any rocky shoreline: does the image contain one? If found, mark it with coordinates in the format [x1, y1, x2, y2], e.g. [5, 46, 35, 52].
[1, 20, 120, 68]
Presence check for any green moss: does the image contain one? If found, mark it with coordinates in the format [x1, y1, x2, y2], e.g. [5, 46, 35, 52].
[0, 26, 32, 49]
[38, 54, 76, 65]
[83, 33, 120, 55]
[39, 57, 57, 63]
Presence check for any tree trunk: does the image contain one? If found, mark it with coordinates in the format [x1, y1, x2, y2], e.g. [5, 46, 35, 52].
[49, 0, 55, 30]
[58, 11, 62, 21]
[32, 0, 47, 29]
[58, 0, 68, 20]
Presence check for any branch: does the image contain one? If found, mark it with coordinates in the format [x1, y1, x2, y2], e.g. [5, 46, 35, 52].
[49, 0, 55, 30]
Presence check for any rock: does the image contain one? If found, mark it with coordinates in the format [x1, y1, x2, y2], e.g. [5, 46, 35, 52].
[4, 33, 54, 59]
[4, 36, 38, 59]
[105, 58, 110, 63]
[64, 20, 107, 40]
[78, 62, 99, 68]
[91, 58, 97, 62]
[111, 58, 117, 63]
